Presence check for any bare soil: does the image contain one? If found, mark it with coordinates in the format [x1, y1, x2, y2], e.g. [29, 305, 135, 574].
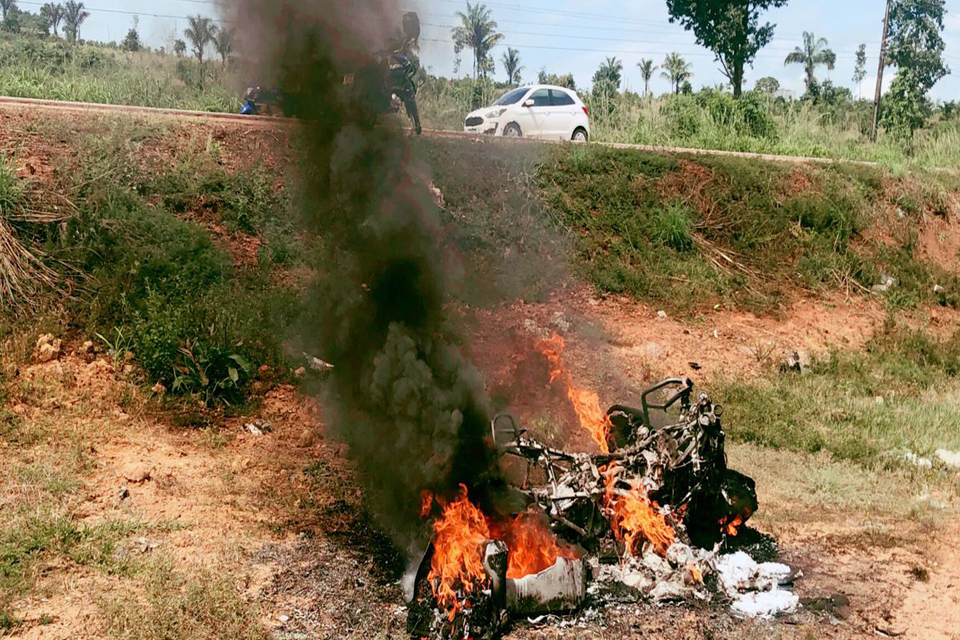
[7, 339, 960, 640]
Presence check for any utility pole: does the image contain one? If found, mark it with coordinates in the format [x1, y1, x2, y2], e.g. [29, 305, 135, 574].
[871, 0, 892, 141]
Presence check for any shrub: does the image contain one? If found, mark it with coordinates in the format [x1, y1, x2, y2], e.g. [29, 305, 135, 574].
[650, 201, 694, 251]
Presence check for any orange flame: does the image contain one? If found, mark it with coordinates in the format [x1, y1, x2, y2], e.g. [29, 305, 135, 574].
[721, 514, 743, 537]
[604, 466, 675, 557]
[536, 334, 612, 453]
[690, 563, 703, 583]
[427, 490, 580, 618]
[492, 512, 578, 579]
[427, 485, 491, 620]
[608, 487, 675, 556]
[420, 490, 434, 518]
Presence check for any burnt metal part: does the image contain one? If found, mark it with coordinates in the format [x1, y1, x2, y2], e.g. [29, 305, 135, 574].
[492, 378, 757, 549]
[506, 557, 587, 615]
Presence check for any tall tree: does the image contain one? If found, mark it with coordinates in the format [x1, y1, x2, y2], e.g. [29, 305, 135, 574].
[212, 25, 235, 65]
[451, 2, 503, 78]
[121, 15, 141, 52]
[501, 47, 522, 85]
[637, 58, 658, 97]
[592, 57, 623, 112]
[784, 32, 836, 93]
[593, 56, 623, 88]
[881, 0, 949, 135]
[184, 15, 215, 64]
[537, 69, 576, 89]
[62, 0, 88, 42]
[173, 38, 186, 58]
[0, 0, 16, 21]
[853, 43, 867, 99]
[665, 0, 788, 99]
[40, 2, 63, 37]
[121, 26, 141, 51]
[661, 52, 693, 95]
[754, 76, 780, 94]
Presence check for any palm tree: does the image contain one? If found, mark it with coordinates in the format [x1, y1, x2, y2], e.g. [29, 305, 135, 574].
[211, 26, 235, 65]
[784, 32, 837, 93]
[451, 2, 503, 78]
[62, 0, 88, 42]
[661, 53, 692, 95]
[40, 3, 64, 37]
[184, 15, 216, 64]
[638, 58, 657, 97]
[501, 47, 523, 85]
[0, 0, 17, 21]
[594, 56, 623, 88]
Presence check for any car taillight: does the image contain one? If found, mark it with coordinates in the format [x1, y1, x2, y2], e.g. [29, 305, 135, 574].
[582, 106, 589, 116]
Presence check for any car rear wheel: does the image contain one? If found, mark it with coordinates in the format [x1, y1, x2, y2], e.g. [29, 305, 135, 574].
[503, 123, 522, 138]
[572, 127, 588, 143]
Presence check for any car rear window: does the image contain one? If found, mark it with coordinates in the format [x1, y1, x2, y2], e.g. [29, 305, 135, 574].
[550, 90, 575, 106]
[529, 89, 550, 106]
[494, 87, 530, 105]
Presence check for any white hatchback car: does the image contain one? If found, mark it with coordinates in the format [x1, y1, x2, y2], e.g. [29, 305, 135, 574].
[463, 84, 590, 142]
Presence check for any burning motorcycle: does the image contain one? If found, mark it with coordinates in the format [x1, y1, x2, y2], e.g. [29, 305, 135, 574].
[408, 373, 759, 639]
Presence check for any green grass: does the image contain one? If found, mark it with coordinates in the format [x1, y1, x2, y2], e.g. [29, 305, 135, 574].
[2, 118, 306, 405]
[0, 37, 239, 112]
[716, 324, 960, 466]
[535, 143, 960, 314]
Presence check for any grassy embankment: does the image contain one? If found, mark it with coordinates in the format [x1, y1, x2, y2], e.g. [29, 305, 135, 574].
[2, 123, 958, 470]
[0, 116, 298, 633]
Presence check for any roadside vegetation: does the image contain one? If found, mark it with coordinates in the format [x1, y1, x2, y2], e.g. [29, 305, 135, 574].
[1, 117, 305, 408]
[720, 324, 960, 472]
[535, 143, 960, 315]
[0, 37, 239, 112]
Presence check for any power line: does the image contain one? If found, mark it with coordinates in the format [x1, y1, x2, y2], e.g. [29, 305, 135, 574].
[420, 37, 879, 61]
[16, 0, 233, 24]
[422, 21, 883, 54]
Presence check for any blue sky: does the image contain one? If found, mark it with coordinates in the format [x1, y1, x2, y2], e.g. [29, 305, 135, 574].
[31, 0, 960, 100]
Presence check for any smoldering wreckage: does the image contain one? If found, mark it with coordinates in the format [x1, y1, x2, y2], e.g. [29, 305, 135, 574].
[238, 0, 804, 637]
[402, 336, 800, 639]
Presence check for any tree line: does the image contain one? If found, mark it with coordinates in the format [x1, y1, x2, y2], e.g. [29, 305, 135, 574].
[0, 1, 234, 65]
[0, 0, 89, 41]
[449, 0, 952, 136]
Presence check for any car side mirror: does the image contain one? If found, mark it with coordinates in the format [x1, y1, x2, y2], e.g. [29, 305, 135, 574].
[522, 98, 535, 107]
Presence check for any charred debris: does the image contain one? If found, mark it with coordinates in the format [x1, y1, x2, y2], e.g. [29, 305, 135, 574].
[406, 376, 793, 640]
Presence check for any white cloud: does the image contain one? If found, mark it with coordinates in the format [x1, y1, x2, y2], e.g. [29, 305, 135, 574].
[947, 13, 960, 32]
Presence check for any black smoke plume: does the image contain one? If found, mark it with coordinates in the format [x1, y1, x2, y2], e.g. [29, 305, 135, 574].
[235, 0, 505, 544]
